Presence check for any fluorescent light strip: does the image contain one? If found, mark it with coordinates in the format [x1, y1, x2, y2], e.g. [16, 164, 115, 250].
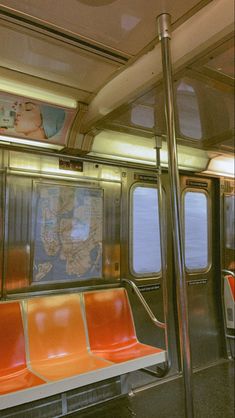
[91, 131, 209, 171]
[0, 78, 77, 109]
[203, 155, 234, 178]
[0, 134, 63, 150]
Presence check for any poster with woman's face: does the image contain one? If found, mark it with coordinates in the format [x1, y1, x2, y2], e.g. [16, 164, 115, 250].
[0, 93, 76, 145]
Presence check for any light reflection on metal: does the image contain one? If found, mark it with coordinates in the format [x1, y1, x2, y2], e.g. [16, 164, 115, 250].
[157, 13, 194, 418]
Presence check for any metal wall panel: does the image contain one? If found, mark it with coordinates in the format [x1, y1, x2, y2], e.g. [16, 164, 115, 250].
[0, 168, 4, 297]
[0, 148, 225, 377]
[180, 175, 224, 367]
[121, 168, 180, 378]
[2, 152, 121, 295]
[4, 174, 32, 291]
[121, 169, 225, 378]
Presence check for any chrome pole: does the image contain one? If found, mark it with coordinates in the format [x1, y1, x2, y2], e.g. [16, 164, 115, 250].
[157, 13, 194, 418]
[155, 136, 171, 374]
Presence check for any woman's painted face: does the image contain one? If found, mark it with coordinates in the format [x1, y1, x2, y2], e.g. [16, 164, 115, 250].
[14, 102, 42, 134]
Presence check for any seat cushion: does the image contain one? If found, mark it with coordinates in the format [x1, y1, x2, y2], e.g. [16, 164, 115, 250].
[92, 342, 163, 363]
[0, 369, 45, 395]
[30, 354, 111, 381]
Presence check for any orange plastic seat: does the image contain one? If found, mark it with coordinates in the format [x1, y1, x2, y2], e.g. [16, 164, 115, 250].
[0, 302, 45, 395]
[84, 288, 163, 363]
[27, 294, 110, 381]
[224, 274, 235, 330]
[228, 275, 235, 300]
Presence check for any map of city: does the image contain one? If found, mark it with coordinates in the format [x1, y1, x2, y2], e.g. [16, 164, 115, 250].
[33, 183, 103, 282]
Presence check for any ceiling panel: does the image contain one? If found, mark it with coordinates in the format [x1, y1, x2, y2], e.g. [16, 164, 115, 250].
[101, 72, 234, 150]
[0, 20, 121, 95]
[0, 0, 211, 55]
[204, 45, 234, 79]
[0, 67, 92, 104]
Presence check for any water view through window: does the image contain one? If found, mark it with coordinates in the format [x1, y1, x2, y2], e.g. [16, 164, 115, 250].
[132, 186, 161, 275]
[184, 191, 209, 270]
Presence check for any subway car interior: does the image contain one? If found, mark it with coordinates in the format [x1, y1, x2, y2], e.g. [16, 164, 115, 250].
[0, 0, 234, 417]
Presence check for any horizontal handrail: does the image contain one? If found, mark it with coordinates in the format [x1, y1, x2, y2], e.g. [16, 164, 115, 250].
[121, 278, 166, 329]
[222, 269, 235, 278]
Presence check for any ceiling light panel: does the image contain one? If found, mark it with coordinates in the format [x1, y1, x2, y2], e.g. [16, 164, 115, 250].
[0, 20, 121, 93]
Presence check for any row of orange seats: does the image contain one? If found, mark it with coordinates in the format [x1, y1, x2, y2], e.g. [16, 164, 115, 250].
[0, 288, 163, 396]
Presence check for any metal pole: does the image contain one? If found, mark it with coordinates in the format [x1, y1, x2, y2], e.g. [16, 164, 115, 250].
[157, 14, 194, 418]
[155, 137, 171, 375]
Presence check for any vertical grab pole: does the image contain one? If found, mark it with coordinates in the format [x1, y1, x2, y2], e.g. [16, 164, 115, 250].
[155, 137, 171, 374]
[157, 14, 194, 418]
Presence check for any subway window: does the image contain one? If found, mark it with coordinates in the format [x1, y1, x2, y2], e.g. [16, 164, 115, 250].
[184, 191, 209, 271]
[176, 80, 202, 140]
[131, 186, 162, 276]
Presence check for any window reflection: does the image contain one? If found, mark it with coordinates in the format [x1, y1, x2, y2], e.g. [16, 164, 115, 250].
[177, 81, 202, 140]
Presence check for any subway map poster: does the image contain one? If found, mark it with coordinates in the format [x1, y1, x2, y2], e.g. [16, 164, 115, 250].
[33, 183, 103, 283]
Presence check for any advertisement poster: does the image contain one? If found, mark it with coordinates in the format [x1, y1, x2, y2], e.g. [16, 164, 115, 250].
[0, 92, 76, 145]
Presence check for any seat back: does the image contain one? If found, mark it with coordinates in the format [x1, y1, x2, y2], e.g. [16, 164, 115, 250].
[84, 288, 137, 351]
[224, 275, 235, 329]
[27, 294, 88, 363]
[228, 275, 235, 299]
[0, 302, 26, 376]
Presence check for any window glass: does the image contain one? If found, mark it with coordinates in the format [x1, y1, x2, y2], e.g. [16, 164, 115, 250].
[224, 195, 235, 250]
[131, 105, 154, 128]
[184, 191, 209, 270]
[177, 80, 202, 140]
[132, 186, 161, 275]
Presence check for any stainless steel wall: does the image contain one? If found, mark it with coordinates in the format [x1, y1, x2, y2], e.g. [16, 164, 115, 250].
[180, 175, 225, 367]
[1, 150, 121, 296]
[0, 149, 225, 378]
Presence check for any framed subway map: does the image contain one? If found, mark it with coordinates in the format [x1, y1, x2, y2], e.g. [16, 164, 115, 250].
[32, 182, 103, 283]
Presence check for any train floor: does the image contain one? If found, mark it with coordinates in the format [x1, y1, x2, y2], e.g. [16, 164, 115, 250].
[66, 360, 234, 418]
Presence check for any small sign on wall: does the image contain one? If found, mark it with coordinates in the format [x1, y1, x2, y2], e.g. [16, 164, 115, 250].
[59, 159, 83, 172]
[0, 92, 76, 146]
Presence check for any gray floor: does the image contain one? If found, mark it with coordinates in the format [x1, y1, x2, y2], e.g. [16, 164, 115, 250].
[67, 361, 234, 418]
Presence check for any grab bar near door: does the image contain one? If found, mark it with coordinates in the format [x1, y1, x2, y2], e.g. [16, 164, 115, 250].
[121, 278, 171, 379]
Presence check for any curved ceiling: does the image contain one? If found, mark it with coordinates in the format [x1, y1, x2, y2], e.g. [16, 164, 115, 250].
[0, 0, 211, 56]
[0, 0, 233, 156]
